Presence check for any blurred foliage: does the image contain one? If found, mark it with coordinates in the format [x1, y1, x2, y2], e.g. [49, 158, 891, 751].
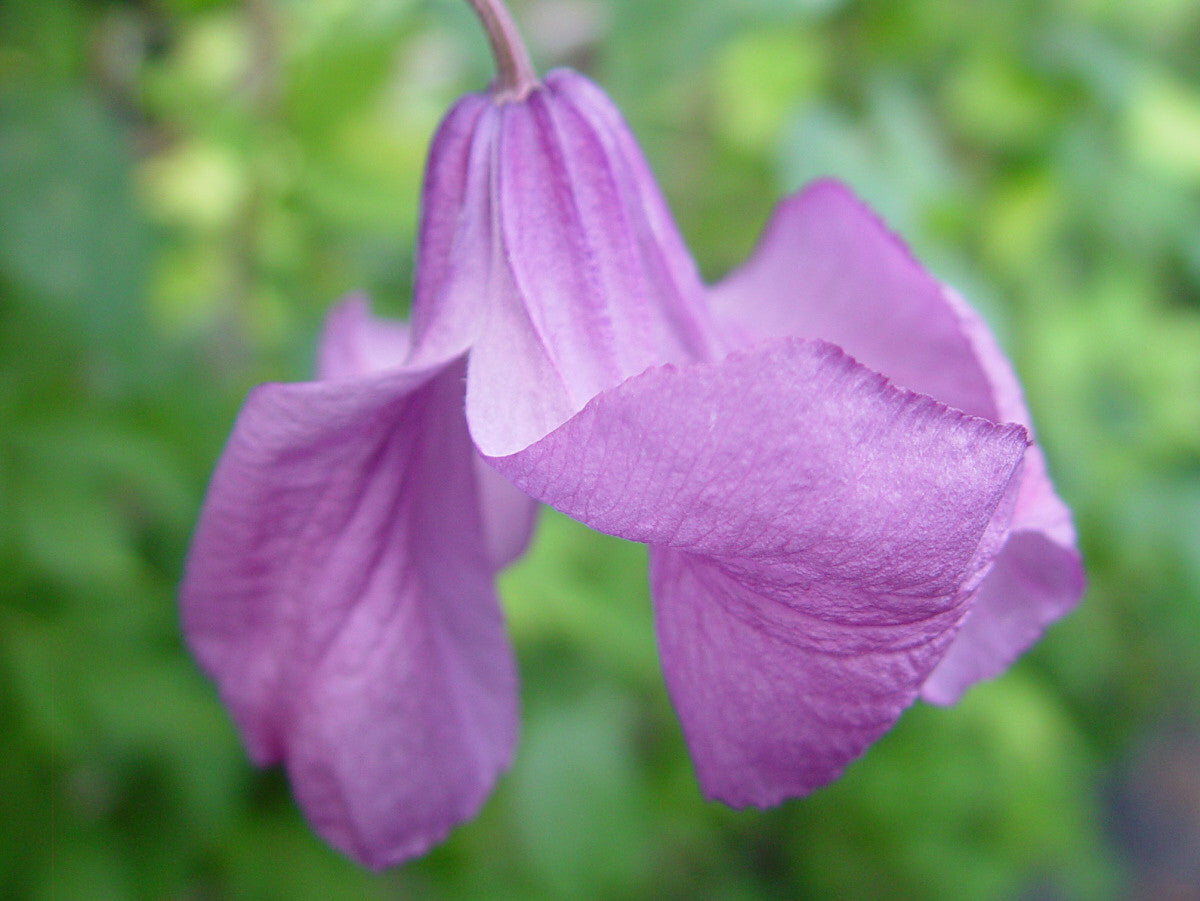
[3, 0, 1199, 898]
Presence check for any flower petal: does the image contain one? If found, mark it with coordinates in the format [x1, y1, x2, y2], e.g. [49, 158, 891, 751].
[485, 338, 1028, 802]
[712, 180, 1084, 700]
[921, 291, 1085, 703]
[473, 454, 540, 571]
[920, 531, 1084, 706]
[180, 361, 517, 868]
[487, 338, 1025, 573]
[316, 295, 538, 572]
[650, 546, 959, 806]
[709, 178, 997, 419]
[408, 92, 492, 364]
[316, 294, 410, 381]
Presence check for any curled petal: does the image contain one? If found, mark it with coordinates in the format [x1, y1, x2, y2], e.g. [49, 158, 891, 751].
[317, 295, 537, 571]
[485, 338, 1028, 801]
[486, 339, 1025, 583]
[921, 291, 1085, 703]
[316, 294, 410, 381]
[709, 178, 996, 418]
[180, 361, 517, 868]
[921, 531, 1084, 705]
[473, 455, 540, 572]
[712, 180, 1084, 700]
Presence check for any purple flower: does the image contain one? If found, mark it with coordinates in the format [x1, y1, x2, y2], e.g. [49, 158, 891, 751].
[180, 5, 1083, 870]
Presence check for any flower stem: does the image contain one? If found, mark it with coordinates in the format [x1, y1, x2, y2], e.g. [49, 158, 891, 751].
[465, 0, 539, 99]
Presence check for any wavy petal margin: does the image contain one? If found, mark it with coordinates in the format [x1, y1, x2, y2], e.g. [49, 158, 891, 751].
[485, 338, 1027, 802]
[712, 180, 1084, 703]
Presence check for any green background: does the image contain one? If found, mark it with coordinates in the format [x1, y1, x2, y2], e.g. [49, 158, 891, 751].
[4, 0, 1199, 897]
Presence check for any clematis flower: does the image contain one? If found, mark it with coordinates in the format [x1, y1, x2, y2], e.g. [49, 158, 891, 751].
[180, 0, 1084, 870]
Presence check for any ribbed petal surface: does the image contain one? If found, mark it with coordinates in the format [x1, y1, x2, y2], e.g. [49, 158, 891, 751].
[437, 70, 719, 457]
[711, 180, 1084, 702]
[179, 357, 517, 868]
[408, 92, 492, 365]
[486, 338, 1028, 803]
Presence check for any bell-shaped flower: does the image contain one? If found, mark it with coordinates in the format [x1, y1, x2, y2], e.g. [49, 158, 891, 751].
[180, 2, 1083, 870]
